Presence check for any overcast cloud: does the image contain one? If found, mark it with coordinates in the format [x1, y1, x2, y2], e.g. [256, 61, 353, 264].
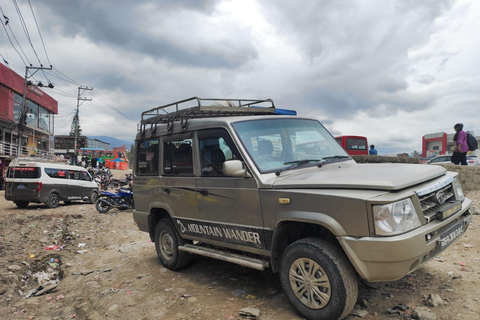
[1, 0, 479, 154]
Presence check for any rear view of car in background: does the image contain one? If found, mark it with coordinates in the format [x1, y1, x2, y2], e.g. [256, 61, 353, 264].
[4, 159, 99, 208]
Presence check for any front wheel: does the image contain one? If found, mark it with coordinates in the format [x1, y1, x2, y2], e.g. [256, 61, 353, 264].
[279, 238, 358, 320]
[89, 190, 99, 204]
[95, 199, 111, 213]
[154, 220, 190, 270]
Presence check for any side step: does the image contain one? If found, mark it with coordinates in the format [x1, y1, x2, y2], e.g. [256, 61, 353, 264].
[178, 244, 270, 271]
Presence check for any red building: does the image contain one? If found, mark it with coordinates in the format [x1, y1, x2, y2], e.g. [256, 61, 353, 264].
[0, 62, 58, 182]
[422, 132, 448, 158]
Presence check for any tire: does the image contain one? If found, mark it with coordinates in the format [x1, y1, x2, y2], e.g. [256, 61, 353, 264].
[279, 238, 358, 320]
[14, 201, 29, 209]
[89, 190, 99, 204]
[96, 199, 111, 213]
[46, 193, 60, 208]
[154, 219, 190, 270]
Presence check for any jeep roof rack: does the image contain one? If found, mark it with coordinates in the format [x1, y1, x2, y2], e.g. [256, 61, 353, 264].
[141, 97, 276, 124]
[140, 97, 279, 134]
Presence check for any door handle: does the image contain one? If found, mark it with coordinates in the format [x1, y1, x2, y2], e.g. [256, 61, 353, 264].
[163, 188, 171, 194]
[198, 189, 209, 196]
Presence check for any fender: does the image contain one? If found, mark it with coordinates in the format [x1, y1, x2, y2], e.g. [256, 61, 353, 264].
[275, 210, 348, 236]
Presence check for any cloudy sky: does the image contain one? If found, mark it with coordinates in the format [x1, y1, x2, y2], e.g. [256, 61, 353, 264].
[1, 0, 479, 154]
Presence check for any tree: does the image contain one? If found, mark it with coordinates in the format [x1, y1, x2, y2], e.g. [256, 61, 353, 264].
[69, 112, 82, 136]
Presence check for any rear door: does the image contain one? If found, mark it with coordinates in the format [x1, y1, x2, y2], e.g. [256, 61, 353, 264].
[161, 133, 201, 227]
[5, 166, 41, 198]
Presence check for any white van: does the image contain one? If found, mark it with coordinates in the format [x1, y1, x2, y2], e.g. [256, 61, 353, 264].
[4, 159, 99, 208]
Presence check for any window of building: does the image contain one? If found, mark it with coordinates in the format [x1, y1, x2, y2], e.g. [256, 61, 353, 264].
[13, 92, 54, 133]
[39, 106, 50, 132]
[13, 93, 22, 121]
[26, 100, 38, 127]
[136, 138, 159, 175]
[163, 137, 193, 176]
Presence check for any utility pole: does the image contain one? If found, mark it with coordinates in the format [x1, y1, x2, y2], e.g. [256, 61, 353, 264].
[73, 86, 93, 165]
[17, 65, 53, 157]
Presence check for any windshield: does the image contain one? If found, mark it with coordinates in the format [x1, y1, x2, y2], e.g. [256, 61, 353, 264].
[232, 118, 350, 173]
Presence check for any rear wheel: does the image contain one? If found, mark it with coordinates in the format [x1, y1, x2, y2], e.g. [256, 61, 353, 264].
[154, 220, 190, 270]
[14, 201, 29, 209]
[279, 238, 358, 320]
[95, 199, 111, 213]
[46, 193, 60, 208]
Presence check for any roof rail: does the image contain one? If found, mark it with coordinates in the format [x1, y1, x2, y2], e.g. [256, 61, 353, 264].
[141, 97, 275, 126]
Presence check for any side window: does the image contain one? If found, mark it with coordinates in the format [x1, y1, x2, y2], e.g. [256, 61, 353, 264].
[137, 138, 159, 175]
[163, 138, 193, 176]
[68, 170, 81, 180]
[45, 168, 67, 179]
[199, 129, 242, 177]
[81, 172, 91, 181]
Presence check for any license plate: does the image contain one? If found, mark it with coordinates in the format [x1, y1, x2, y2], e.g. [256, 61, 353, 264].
[439, 223, 464, 248]
[17, 184, 25, 189]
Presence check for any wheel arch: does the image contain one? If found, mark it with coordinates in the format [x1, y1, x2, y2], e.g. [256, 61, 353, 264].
[270, 211, 349, 273]
[148, 204, 174, 242]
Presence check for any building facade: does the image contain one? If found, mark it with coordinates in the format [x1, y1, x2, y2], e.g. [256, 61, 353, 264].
[0, 62, 58, 181]
[54, 135, 111, 162]
[422, 131, 478, 157]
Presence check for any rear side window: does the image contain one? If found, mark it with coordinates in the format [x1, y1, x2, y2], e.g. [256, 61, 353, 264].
[163, 138, 194, 176]
[7, 167, 41, 179]
[137, 138, 160, 175]
[44, 168, 67, 179]
[68, 170, 81, 180]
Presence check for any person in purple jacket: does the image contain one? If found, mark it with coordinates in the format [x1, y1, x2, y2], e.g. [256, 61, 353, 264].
[451, 123, 468, 165]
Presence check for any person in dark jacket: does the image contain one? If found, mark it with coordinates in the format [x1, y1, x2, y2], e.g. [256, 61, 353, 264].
[451, 123, 468, 165]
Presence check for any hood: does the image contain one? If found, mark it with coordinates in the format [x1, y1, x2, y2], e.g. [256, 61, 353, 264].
[272, 162, 446, 191]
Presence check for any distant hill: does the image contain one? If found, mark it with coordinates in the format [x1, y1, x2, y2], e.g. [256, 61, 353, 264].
[88, 136, 134, 150]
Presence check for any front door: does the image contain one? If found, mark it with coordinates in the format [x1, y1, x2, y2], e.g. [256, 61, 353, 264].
[191, 128, 266, 250]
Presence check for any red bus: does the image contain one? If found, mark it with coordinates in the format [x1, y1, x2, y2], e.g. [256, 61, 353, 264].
[334, 135, 368, 156]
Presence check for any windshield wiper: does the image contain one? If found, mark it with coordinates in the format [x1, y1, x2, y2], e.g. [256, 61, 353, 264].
[321, 155, 351, 162]
[283, 159, 324, 167]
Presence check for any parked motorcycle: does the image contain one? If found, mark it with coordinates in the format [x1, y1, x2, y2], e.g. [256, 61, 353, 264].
[95, 188, 134, 213]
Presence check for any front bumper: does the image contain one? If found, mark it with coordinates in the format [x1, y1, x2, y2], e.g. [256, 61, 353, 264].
[339, 198, 472, 282]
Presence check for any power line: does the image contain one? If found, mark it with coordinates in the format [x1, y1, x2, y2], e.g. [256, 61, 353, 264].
[91, 90, 136, 121]
[0, 6, 29, 66]
[11, 0, 41, 65]
[28, 0, 50, 66]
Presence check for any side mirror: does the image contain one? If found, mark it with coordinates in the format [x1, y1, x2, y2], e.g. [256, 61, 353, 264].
[223, 160, 250, 177]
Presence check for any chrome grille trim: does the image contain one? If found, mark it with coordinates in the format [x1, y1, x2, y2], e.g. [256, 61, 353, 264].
[417, 178, 457, 223]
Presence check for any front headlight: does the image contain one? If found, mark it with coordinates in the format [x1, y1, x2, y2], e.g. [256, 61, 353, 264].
[373, 198, 420, 236]
[452, 177, 465, 202]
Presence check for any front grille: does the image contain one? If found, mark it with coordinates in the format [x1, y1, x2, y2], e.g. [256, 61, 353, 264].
[418, 184, 456, 223]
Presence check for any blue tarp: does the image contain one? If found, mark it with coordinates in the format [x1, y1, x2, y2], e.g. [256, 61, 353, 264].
[273, 108, 297, 115]
[252, 105, 297, 116]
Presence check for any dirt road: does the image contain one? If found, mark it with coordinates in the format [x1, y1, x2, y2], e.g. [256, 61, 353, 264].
[1, 172, 480, 320]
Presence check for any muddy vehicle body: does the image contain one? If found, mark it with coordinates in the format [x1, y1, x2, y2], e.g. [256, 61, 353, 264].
[132, 98, 471, 320]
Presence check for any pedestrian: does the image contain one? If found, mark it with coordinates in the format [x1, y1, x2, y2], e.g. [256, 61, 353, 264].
[451, 123, 468, 166]
[369, 144, 378, 155]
